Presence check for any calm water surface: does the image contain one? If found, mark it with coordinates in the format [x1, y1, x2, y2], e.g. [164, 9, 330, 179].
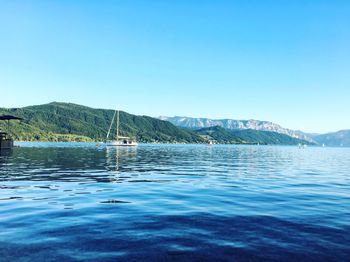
[0, 143, 349, 261]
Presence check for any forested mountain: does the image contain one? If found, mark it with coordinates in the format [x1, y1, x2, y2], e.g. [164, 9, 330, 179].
[195, 126, 314, 145]
[0, 102, 204, 143]
[0, 102, 336, 145]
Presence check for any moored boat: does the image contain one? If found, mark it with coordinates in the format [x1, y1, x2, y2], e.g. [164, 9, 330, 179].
[0, 115, 23, 150]
[105, 109, 138, 147]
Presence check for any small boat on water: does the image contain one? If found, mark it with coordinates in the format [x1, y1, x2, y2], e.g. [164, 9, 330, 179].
[105, 109, 138, 147]
[106, 138, 138, 146]
[298, 143, 307, 149]
[0, 115, 23, 150]
[0, 131, 13, 150]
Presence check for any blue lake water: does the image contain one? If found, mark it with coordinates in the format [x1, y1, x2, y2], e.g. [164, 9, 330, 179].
[0, 143, 349, 261]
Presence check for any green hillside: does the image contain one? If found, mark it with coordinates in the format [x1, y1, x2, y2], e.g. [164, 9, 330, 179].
[195, 126, 313, 145]
[0, 102, 204, 143]
[195, 126, 244, 144]
[0, 102, 315, 145]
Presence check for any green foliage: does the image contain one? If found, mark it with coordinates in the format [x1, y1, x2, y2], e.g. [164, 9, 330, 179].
[195, 126, 314, 145]
[0, 102, 204, 143]
[0, 103, 314, 145]
[195, 126, 244, 144]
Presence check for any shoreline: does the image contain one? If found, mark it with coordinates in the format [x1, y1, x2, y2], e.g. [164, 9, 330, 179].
[13, 141, 328, 147]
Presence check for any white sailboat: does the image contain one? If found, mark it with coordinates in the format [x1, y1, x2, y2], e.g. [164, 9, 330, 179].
[105, 109, 138, 147]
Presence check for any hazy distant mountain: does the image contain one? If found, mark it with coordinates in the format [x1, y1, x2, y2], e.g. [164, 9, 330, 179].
[194, 126, 313, 145]
[314, 130, 350, 147]
[159, 116, 313, 142]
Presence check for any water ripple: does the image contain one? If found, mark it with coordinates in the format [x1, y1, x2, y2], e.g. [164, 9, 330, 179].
[0, 143, 350, 261]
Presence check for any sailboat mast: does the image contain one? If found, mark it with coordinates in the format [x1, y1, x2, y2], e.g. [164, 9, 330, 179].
[116, 110, 120, 141]
[106, 109, 117, 140]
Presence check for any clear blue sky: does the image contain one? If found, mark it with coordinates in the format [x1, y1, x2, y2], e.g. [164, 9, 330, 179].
[0, 0, 349, 133]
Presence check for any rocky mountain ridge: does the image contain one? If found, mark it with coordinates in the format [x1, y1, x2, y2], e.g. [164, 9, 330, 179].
[159, 116, 314, 142]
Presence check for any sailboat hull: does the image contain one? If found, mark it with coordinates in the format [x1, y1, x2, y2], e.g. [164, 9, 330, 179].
[106, 141, 138, 147]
